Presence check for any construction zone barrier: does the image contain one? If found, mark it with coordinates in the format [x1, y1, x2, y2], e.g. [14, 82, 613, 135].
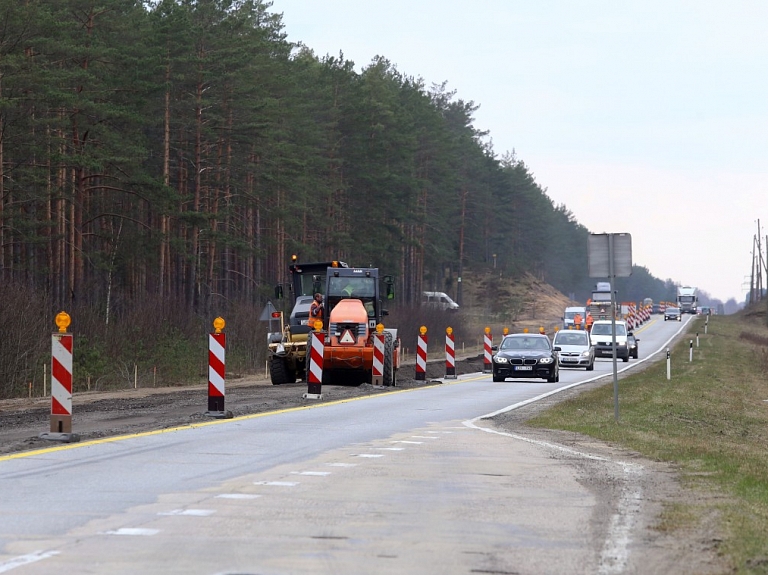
[372, 328, 385, 386]
[40, 311, 80, 443]
[445, 327, 456, 379]
[415, 326, 427, 381]
[205, 317, 233, 419]
[304, 321, 325, 399]
[483, 327, 492, 373]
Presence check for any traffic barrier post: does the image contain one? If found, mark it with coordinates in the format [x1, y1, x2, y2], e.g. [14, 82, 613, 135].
[205, 317, 233, 419]
[304, 321, 325, 399]
[372, 326, 385, 386]
[445, 327, 456, 379]
[40, 311, 80, 443]
[483, 327, 492, 373]
[415, 326, 427, 381]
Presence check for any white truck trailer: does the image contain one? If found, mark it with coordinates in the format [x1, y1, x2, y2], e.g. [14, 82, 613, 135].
[676, 286, 698, 314]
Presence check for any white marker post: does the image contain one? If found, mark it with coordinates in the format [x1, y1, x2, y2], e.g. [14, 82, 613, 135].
[689, 340, 693, 362]
[666, 348, 671, 380]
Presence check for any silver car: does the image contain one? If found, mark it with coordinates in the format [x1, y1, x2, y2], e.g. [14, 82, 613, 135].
[552, 329, 595, 370]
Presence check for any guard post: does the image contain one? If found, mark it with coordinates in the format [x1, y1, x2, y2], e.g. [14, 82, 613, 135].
[304, 320, 325, 399]
[372, 324, 385, 386]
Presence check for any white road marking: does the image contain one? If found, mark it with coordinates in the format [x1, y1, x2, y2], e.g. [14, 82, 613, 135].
[158, 509, 216, 516]
[326, 462, 358, 467]
[410, 435, 439, 439]
[0, 551, 59, 573]
[215, 494, 262, 499]
[392, 440, 423, 444]
[353, 454, 384, 458]
[103, 528, 160, 536]
[253, 481, 299, 486]
[290, 471, 332, 476]
[373, 447, 405, 451]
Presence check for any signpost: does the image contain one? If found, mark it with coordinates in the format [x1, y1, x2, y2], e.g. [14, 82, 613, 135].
[588, 233, 632, 423]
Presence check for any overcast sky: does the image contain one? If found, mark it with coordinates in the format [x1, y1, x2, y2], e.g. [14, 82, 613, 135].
[273, 0, 767, 303]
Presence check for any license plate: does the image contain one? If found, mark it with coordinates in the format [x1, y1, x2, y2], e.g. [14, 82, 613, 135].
[562, 358, 577, 362]
[514, 366, 533, 371]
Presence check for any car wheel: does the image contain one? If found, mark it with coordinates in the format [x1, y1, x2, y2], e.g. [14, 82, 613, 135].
[492, 373, 504, 382]
[586, 361, 594, 371]
[622, 354, 629, 363]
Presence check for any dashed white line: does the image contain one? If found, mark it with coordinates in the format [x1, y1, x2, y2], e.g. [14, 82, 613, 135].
[326, 462, 358, 467]
[290, 471, 332, 476]
[392, 440, 423, 444]
[158, 509, 216, 517]
[0, 551, 60, 573]
[353, 454, 384, 458]
[103, 528, 160, 536]
[373, 447, 405, 451]
[254, 481, 299, 486]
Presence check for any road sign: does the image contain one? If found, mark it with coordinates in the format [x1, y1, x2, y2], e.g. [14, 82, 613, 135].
[588, 233, 632, 278]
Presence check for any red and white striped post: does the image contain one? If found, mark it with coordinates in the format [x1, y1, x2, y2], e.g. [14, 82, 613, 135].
[40, 311, 80, 442]
[205, 317, 232, 419]
[415, 326, 427, 381]
[445, 327, 456, 379]
[372, 324, 385, 386]
[483, 327, 492, 373]
[304, 320, 325, 399]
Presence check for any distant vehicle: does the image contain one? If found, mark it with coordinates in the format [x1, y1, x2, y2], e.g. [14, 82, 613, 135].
[562, 306, 587, 329]
[552, 329, 594, 370]
[492, 334, 559, 383]
[676, 286, 698, 314]
[652, 304, 661, 314]
[642, 297, 653, 307]
[699, 306, 712, 316]
[627, 332, 639, 359]
[589, 320, 630, 362]
[422, 291, 459, 311]
[664, 307, 682, 321]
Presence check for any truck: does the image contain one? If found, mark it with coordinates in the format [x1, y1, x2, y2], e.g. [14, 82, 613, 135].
[562, 306, 587, 329]
[587, 282, 618, 322]
[676, 286, 698, 314]
[267, 257, 349, 384]
[320, 266, 401, 385]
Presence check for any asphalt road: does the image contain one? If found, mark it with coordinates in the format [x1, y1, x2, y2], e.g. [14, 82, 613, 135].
[0, 316, 698, 575]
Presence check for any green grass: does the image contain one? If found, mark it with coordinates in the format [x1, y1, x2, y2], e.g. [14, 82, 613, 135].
[527, 310, 768, 574]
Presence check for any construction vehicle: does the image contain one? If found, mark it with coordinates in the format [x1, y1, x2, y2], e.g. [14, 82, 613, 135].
[676, 286, 698, 314]
[320, 266, 401, 385]
[267, 257, 348, 385]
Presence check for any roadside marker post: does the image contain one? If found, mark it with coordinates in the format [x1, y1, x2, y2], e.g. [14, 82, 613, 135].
[445, 327, 456, 379]
[415, 326, 427, 381]
[696, 332, 699, 347]
[689, 340, 693, 362]
[205, 317, 233, 419]
[40, 311, 80, 443]
[304, 320, 325, 399]
[372, 324, 385, 386]
[666, 348, 671, 380]
[483, 327, 492, 373]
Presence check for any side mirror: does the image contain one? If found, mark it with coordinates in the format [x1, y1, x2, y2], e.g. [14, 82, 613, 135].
[382, 309, 389, 316]
[383, 275, 395, 300]
[275, 284, 283, 299]
[491, 345, 498, 351]
[553, 346, 561, 352]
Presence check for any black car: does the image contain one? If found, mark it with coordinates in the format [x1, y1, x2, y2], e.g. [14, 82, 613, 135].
[627, 332, 639, 359]
[664, 307, 681, 321]
[492, 334, 559, 383]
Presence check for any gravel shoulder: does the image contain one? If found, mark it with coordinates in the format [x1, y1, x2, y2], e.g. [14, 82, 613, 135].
[0, 353, 729, 573]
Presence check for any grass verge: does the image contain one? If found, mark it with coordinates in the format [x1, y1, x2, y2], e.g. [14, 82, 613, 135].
[527, 310, 768, 574]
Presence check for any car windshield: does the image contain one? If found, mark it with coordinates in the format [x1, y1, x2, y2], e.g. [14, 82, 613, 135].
[501, 337, 550, 351]
[668, 308, 679, 314]
[590, 323, 626, 336]
[554, 332, 589, 346]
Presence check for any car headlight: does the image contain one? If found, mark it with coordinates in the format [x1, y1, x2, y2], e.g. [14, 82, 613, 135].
[580, 350, 591, 358]
[494, 356, 508, 364]
[539, 357, 553, 364]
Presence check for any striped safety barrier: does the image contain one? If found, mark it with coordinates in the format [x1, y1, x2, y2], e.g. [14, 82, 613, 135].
[304, 329, 325, 399]
[415, 326, 427, 381]
[205, 317, 232, 418]
[483, 328, 492, 373]
[445, 327, 456, 379]
[40, 311, 80, 442]
[372, 330, 385, 386]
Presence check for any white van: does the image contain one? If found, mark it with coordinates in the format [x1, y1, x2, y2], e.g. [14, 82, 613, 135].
[422, 291, 460, 311]
[562, 306, 586, 329]
[589, 320, 630, 362]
